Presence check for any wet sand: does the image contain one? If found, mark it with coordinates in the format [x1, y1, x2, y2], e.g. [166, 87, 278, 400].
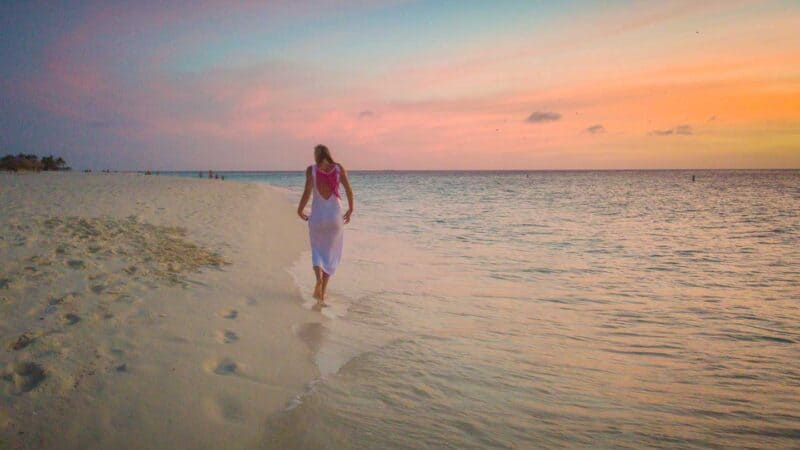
[0, 172, 322, 449]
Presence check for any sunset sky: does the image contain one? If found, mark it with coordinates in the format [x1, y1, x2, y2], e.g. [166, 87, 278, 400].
[1, 1, 798, 170]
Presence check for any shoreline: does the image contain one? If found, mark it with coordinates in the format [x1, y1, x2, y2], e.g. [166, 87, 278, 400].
[0, 172, 324, 448]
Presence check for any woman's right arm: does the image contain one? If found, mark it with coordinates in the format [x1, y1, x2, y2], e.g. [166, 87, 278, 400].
[297, 166, 312, 220]
[339, 164, 354, 224]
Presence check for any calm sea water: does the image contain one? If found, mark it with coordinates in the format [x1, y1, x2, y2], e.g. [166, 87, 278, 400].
[179, 170, 800, 449]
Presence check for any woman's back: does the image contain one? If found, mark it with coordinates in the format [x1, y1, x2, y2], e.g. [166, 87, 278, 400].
[311, 163, 340, 203]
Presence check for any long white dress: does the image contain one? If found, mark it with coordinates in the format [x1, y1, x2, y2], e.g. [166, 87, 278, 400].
[308, 164, 344, 276]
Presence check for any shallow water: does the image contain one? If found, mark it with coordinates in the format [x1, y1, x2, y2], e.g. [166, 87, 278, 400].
[184, 170, 800, 448]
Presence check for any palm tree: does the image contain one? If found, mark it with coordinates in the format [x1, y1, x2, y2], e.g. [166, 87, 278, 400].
[0, 153, 69, 171]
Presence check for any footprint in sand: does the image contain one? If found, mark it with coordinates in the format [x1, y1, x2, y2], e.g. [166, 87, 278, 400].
[206, 395, 245, 423]
[6, 362, 46, 393]
[221, 309, 238, 320]
[91, 284, 106, 294]
[294, 322, 327, 354]
[62, 313, 81, 325]
[94, 309, 114, 320]
[50, 293, 79, 306]
[205, 357, 238, 376]
[216, 330, 239, 344]
[67, 260, 85, 270]
[8, 334, 33, 351]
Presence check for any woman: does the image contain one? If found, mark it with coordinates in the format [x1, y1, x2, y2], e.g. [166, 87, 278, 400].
[297, 144, 354, 306]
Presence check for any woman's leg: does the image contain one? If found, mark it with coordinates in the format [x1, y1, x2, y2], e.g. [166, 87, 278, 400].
[320, 271, 331, 302]
[313, 266, 322, 300]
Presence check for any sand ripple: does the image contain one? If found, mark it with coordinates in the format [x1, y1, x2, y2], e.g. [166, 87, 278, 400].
[41, 215, 227, 285]
[0, 214, 228, 400]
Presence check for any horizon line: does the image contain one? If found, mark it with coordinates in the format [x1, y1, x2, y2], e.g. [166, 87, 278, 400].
[119, 168, 800, 173]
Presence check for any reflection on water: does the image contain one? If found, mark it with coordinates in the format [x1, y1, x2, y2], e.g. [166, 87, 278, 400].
[186, 170, 800, 448]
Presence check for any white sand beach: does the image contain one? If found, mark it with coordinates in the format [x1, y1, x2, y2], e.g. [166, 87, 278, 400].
[0, 172, 322, 449]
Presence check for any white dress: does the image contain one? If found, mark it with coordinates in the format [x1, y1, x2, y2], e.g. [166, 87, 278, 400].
[308, 164, 344, 276]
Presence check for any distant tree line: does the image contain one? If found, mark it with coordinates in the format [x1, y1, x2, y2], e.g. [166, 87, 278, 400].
[0, 154, 71, 172]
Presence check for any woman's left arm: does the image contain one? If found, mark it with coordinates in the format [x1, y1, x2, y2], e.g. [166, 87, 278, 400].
[339, 164, 355, 224]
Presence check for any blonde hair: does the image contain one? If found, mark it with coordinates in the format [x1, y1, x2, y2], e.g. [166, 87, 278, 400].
[314, 144, 336, 165]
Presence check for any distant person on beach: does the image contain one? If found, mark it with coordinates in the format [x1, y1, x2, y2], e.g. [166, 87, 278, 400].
[296, 144, 354, 307]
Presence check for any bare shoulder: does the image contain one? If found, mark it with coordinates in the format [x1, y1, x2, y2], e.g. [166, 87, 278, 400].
[336, 163, 347, 173]
[306, 165, 312, 176]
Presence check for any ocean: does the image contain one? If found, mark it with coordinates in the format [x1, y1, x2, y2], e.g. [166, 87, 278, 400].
[176, 170, 800, 448]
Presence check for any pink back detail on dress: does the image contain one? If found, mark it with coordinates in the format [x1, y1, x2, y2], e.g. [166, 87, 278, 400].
[315, 164, 340, 199]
